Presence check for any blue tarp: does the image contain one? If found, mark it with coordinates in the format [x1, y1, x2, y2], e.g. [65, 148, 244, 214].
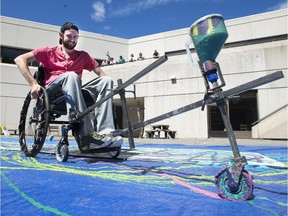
[1, 137, 287, 216]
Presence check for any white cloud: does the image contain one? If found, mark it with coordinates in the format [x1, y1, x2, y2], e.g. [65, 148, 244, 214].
[91, 1, 106, 22]
[91, 0, 185, 21]
[267, 1, 287, 11]
[111, 0, 180, 17]
[104, 25, 111, 31]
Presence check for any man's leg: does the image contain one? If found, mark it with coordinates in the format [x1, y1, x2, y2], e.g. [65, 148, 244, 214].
[83, 76, 123, 147]
[82, 76, 115, 134]
[46, 72, 93, 137]
[46, 73, 119, 149]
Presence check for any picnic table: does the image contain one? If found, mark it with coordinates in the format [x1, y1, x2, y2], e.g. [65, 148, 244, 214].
[145, 124, 176, 139]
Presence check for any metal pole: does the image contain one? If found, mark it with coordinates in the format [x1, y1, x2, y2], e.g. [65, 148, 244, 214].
[223, 71, 283, 98]
[131, 71, 284, 132]
[77, 55, 168, 119]
[118, 79, 135, 149]
[216, 94, 241, 158]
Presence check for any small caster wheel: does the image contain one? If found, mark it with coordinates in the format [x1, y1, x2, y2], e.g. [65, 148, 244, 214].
[56, 143, 69, 162]
[215, 168, 254, 201]
[109, 147, 121, 158]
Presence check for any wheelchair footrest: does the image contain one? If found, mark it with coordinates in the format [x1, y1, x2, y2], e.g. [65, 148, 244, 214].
[80, 146, 121, 154]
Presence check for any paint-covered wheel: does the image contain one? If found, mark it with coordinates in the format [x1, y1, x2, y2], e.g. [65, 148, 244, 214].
[56, 143, 69, 162]
[215, 168, 254, 201]
[19, 87, 50, 157]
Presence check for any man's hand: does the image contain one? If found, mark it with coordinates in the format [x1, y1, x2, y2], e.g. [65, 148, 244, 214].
[31, 83, 41, 99]
[93, 66, 107, 77]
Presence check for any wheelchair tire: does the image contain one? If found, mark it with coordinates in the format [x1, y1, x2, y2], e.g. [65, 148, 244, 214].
[19, 87, 50, 157]
[109, 148, 121, 158]
[56, 143, 69, 162]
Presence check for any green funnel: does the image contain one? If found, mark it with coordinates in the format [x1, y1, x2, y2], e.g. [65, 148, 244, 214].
[190, 14, 228, 64]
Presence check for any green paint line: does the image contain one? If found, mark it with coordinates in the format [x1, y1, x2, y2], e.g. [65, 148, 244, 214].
[256, 196, 288, 207]
[1, 171, 70, 216]
[248, 200, 279, 216]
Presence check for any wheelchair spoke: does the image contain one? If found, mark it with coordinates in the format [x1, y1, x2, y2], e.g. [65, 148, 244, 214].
[18, 87, 50, 157]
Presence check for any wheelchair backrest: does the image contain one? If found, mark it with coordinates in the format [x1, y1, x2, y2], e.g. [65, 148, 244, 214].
[33, 66, 67, 116]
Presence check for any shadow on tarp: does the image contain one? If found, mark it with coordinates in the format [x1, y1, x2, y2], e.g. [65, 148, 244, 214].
[1, 137, 287, 216]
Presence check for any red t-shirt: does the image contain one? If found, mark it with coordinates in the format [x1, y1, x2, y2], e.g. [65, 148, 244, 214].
[32, 46, 99, 86]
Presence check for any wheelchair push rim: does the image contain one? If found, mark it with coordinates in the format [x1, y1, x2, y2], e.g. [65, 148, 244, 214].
[19, 87, 50, 157]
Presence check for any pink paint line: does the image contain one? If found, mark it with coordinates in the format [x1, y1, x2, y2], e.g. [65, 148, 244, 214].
[97, 162, 220, 199]
[158, 173, 221, 199]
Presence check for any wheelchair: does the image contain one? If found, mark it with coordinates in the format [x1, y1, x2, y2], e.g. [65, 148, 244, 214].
[18, 66, 121, 162]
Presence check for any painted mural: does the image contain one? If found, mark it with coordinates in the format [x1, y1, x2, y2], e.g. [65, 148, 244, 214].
[1, 137, 287, 215]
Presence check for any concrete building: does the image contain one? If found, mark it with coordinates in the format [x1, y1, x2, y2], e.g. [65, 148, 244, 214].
[1, 9, 287, 139]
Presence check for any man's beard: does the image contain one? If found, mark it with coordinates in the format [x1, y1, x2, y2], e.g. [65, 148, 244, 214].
[63, 40, 77, 50]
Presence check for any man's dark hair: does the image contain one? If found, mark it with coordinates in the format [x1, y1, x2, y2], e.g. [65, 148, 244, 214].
[59, 22, 79, 44]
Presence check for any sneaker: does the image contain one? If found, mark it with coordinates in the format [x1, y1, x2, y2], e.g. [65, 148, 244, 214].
[89, 135, 123, 148]
[110, 136, 123, 148]
[80, 132, 112, 151]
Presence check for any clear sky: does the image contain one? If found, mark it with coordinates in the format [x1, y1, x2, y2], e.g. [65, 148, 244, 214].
[1, 0, 287, 39]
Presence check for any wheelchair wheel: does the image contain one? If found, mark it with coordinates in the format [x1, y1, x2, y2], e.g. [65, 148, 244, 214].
[109, 148, 121, 158]
[56, 143, 69, 162]
[19, 87, 50, 157]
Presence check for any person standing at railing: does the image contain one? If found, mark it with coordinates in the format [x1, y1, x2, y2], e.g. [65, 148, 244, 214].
[137, 52, 145, 61]
[153, 50, 159, 58]
[118, 55, 125, 64]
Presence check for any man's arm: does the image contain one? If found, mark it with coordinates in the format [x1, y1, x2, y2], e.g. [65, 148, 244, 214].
[93, 65, 107, 77]
[14, 51, 41, 98]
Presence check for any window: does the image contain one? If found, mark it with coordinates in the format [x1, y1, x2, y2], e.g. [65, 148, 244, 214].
[209, 90, 258, 132]
[229, 90, 258, 131]
[1, 46, 39, 67]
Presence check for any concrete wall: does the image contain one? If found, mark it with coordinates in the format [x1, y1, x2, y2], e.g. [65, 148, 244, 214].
[1, 16, 128, 60]
[128, 9, 288, 59]
[1, 9, 287, 139]
[1, 64, 32, 127]
[102, 39, 287, 138]
[252, 106, 287, 139]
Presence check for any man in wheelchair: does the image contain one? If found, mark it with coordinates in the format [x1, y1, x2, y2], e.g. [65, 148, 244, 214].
[14, 22, 123, 151]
